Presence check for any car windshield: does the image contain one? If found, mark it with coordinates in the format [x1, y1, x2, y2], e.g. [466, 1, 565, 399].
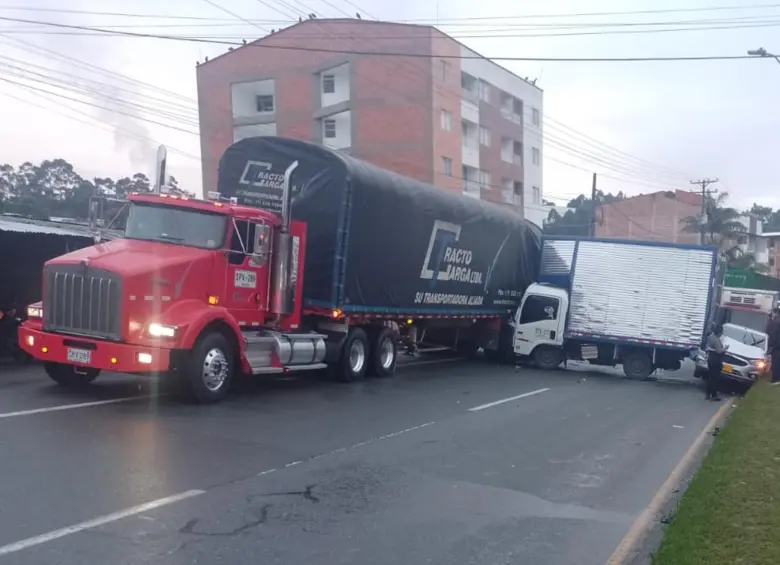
[125, 203, 227, 249]
[722, 325, 768, 350]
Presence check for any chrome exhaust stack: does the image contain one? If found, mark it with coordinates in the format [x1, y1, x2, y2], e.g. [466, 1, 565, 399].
[269, 161, 299, 317]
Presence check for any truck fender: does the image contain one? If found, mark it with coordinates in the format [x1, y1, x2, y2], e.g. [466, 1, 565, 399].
[155, 300, 246, 358]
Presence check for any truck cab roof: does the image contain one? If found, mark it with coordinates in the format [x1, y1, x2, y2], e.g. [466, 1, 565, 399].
[128, 192, 280, 224]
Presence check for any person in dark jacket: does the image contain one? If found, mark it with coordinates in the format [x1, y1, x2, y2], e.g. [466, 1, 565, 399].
[767, 308, 780, 383]
[705, 324, 728, 401]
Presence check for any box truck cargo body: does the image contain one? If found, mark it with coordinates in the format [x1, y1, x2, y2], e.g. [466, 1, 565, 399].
[513, 237, 718, 378]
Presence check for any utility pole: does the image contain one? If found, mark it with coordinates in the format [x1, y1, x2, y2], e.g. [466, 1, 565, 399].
[689, 178, 719, 245]
[589, 173, 598, 237]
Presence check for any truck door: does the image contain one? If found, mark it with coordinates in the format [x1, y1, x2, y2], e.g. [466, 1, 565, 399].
[223, 218, 271, 325]
[514, 293, 566, 356]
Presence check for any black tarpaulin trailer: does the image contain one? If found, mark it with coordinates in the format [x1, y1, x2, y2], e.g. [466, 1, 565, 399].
[218, 136, 541, 318]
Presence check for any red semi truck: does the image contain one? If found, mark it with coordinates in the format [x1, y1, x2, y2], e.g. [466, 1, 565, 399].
[19, 138, 540, 403]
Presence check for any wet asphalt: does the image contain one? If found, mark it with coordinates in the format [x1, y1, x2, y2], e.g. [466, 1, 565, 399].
[0, 357, 721, 565]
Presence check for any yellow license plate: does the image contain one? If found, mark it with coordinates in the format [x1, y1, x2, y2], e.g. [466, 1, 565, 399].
[722, 364, 734, 374]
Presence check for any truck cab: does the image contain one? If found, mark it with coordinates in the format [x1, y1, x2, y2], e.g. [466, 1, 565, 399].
[20, 161, 332, 403]
[513, 283, 569, 368]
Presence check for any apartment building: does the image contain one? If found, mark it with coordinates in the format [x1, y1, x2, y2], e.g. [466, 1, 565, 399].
[762, 232, 780, 277]
[196, 18, 544, 224]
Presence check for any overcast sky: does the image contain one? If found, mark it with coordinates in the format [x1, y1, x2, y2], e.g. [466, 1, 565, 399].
[1, 0, 779, 211]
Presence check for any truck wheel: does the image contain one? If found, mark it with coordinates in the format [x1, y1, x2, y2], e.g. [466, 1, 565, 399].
[335, 328, 369, 382]
[367, 327, 397, 378]
[533, 346, 563, 370]
[44, 362, 100, 387]
[180, 331, 235, 403]
[622, 351, 654, 380]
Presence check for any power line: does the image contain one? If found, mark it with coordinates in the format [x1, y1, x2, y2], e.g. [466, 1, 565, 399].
[3, 3, 780, 23]
[8, 19, 780, 41]
[0, 15, 763, 62]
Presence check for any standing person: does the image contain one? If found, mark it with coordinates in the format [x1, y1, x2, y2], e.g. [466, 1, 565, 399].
[705, 324, 728, 401]
[766, 308, 780, 384]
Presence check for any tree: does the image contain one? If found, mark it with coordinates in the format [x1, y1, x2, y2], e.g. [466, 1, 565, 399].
[681, 192, 746, 247]
[543, 190, 625, 236]
[0, 158, 194, 221]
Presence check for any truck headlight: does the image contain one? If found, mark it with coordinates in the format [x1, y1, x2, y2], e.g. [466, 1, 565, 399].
[148, 323, 176, 338]
[27, 305, 43, 319]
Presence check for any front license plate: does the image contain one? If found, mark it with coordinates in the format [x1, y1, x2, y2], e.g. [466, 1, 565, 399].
[722, 364, 733, 374]
[67, 348, 91, 364]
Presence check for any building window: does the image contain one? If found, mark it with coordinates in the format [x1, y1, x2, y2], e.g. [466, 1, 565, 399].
[479, 126, 491, 147]
[737, 235, 748, 245]
[440, 59, 450, 82]
[440, 109, 452, 131]
[531, 107, 540, 126]
[532, 147, 540, 166]
[479, 170, 492, 188]
[478, 80, 490, 102]
[532, 186, 541, 204]
[323, 118, 336, 139]
[442, 157, 453, 177]
[322, 74, 335, 94]
[255, 94, 274, 113]
[514, 181, 523, 196]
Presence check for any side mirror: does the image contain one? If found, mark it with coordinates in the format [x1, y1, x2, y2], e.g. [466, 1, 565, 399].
[250, 224, 271, 266]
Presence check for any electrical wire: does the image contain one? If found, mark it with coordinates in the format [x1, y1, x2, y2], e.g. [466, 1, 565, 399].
[3, 2, 780, 23]
[0, 15, 763, 62]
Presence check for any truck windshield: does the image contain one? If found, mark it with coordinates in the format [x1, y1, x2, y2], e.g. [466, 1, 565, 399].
[125, 203, 227, 249]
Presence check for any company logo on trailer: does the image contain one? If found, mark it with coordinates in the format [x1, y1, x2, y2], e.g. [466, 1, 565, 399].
[420, 220, 484, 285]
[239, 161, 286, 190]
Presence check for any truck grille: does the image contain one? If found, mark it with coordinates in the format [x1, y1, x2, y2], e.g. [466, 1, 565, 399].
[43, 265, 122, 340]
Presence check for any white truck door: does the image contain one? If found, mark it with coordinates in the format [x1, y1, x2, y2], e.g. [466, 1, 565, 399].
[514, 292, 566, 356]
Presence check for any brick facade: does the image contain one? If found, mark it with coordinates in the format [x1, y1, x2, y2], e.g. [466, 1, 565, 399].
[596, 190, 702, 243]
[195, 19, 533, 213]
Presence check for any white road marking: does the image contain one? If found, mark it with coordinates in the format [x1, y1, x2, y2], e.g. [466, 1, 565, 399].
[257, 469, 277, 476]
[468, 388, 551, 412]
[0, 490, 205, 557]
[0, 397, 150, 420]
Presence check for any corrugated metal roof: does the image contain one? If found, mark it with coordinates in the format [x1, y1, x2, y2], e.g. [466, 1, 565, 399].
[0, 217, 95, 237]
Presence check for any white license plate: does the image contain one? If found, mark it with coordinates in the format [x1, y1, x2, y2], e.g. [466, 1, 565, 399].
[67, 348, 91, 364]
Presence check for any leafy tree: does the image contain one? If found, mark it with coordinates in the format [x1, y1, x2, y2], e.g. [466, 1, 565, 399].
[681, 192, 746, 247]
[0, 158, 194, 221]
[543, 190, 625, 236]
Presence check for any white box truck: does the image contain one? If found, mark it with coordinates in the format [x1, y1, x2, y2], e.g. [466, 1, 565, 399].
[513, 237, 718, 379]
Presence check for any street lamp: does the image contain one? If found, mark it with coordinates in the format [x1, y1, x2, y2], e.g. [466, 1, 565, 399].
[747, 47, 780, 65]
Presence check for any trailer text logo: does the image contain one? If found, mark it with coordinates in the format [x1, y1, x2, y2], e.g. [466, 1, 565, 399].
[236, 160, 301, 213]
[416, 220, 485, 306]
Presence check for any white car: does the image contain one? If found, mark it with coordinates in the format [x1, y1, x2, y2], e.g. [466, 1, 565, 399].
[694, 323, 769, 385]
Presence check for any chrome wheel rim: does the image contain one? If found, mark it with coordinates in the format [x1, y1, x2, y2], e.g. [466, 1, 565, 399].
[349, 340, 366, 374]
[380, 337, 395, 370]
[203, 348, 229, 391]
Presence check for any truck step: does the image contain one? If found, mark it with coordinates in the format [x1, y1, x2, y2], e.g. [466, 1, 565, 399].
[248, 362, 328, 375]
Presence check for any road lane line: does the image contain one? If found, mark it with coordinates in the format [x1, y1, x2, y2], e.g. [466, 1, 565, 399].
[468, 388, 550, 412]
[0, 396, 151, 419]
[605, 399, 732, 565]
[0, 489, 205, 557]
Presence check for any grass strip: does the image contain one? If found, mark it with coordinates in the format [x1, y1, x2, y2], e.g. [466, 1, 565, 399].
[653, 381, 780, 564]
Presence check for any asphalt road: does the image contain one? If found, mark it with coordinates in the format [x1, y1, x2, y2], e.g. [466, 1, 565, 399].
[0, 357, 721, 565]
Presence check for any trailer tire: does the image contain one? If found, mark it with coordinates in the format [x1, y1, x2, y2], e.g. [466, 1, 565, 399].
[367, 327, 397, 378]
[179, 331, 235, 403]
[44, 362, 100, 387]
[533, 346, 564, 370]
[622, 351, 654, 380]
[334, 327, 369, 383]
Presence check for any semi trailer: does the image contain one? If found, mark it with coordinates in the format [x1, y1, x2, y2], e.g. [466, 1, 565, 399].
[19, 137, 540, 402]
[513, 237, 719, 379]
